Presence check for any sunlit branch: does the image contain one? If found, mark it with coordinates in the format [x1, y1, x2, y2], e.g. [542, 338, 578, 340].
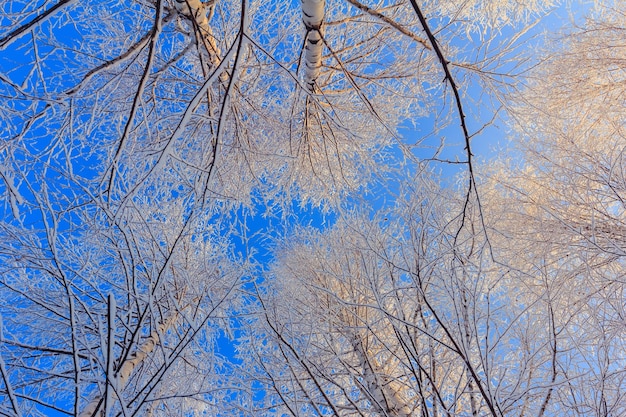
[344, 0, 429, 49]
[407, 0, 486, 241]
[106, 0, 165, 200]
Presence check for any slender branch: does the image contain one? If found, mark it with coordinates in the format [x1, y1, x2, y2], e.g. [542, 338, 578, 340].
[414, 272, 500, 417]
[407, 0, 489, 243]
[407, 0, 470, 158]
[104, 294, 117, 416]
[537, 301, 558, 417]
[0, 0, 77, 50]
[106, 0, 165, 198]
[198, 0, 248, 204]
[344, 0, 430, 49]
[0, 317, 22, 417]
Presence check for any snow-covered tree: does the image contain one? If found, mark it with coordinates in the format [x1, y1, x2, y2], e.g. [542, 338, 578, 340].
[481, 3, 626, 414]
[246, 178, 575, 416]
[0, 0, 597, 415]
[0, 179, 247, 415]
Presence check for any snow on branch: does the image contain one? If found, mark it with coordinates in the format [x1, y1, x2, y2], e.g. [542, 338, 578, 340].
[174, 0, 222, 70]
[174, 0, 214, 39]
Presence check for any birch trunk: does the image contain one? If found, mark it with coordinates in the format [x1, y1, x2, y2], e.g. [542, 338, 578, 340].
[352, 335, 412, 417]
[175, 0, 221, 67]
[78, 311, 180, 417]
[301, 0, 325, 91]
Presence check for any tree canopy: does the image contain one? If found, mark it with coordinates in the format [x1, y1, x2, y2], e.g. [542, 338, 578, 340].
[1, 0, 624, 416]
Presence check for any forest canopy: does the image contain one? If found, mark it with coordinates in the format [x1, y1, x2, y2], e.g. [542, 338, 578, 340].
[0, 0, 625, 416]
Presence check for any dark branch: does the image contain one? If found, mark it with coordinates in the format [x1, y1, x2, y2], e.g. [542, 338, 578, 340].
[0, 0, 77, 50]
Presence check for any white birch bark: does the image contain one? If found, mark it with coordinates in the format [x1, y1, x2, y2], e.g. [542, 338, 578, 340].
[352, 335, 412, 417]
[78, 311, 179, 417]
[175, 0, 209, 28]
[301, 0, 325, 91]
[175, 0, 221, 67]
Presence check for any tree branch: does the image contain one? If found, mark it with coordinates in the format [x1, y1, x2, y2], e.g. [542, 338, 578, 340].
[345, 0, 430, 50]
[0, 0, 77, 50]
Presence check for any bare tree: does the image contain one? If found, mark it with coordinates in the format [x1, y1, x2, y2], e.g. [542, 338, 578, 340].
[0, 0, 556, 210]
[248, 138, 626, 417]
[246, 8, 626, 404]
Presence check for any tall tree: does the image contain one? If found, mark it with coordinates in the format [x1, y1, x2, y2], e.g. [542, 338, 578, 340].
[0, 0, 554, 209]
[240, 5, 626, 416]
[246, 177, 577, 416]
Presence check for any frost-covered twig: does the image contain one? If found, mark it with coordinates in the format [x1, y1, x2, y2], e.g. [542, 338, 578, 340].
[0, 316, 23, 417]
